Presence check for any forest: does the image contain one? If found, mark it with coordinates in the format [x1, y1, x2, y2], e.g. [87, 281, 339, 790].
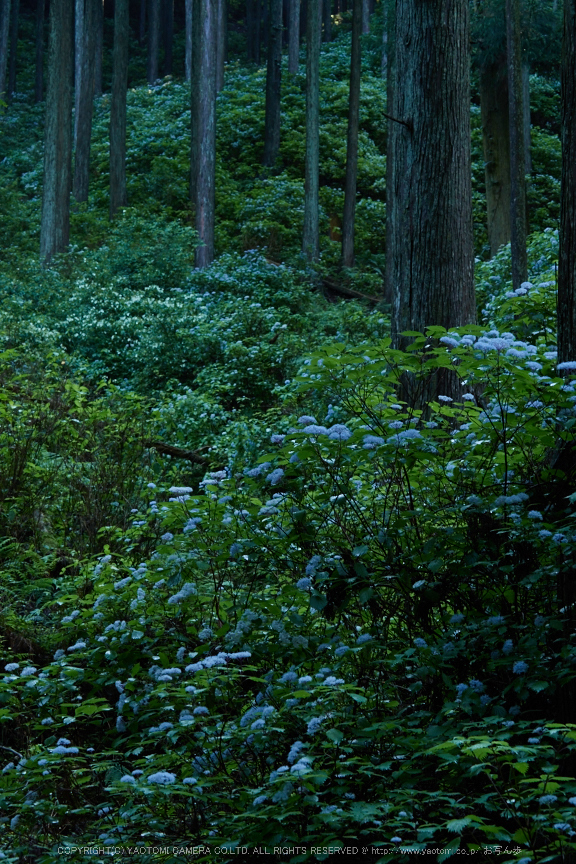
[0, 0, 576, 860]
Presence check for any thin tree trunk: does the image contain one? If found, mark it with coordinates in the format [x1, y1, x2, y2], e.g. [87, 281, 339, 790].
[322, 0, 331, 40]
[0, 0, 10, 105]
[383, 0, 395, 304]
[147, 0, 160, 83]
[263, 0, 282, 166]
[7, 0, 17, 101]
[139, 0, 146, 45]
[302, 0, 321, 260]
[40, 0, 74, 262]
[164, 0, 173, 75]
[185, 0, 192, 79]
[34, 0, 45, 102]
[216, 0, 226, 90]
[74, 0, 84, 144]
[288, 0, 299, 73]
[73, 0, 98, 203]
[93, 0, 103, 96]
[523, 61, 531, 174]
[480, 58, 511, 257]
[109, 0, 129, 219]
[361, 0, 369, 33]
[341, 0, 361, 266]
[380, 0, 387, 77]
[506, 0, 528, 289]
[386, 0, 475, 348]
[558, 0, 576, 363]
[191, 0, 217, 268]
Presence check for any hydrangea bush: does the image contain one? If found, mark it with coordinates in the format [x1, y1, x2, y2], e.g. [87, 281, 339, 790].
[2, 330, 576, 862]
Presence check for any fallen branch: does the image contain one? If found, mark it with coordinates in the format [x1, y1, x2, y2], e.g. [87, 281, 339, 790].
[320, 275, 384, 305]
[144, 441, 211, 466]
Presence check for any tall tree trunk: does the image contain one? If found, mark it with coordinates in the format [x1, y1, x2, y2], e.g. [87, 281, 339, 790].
[506, 0, 528, 289]
[0, 0, 10, 105]
[75, 0, 84, 102]
[164, 0, 173, 75]
[558, 0, 576, 363]
[322, 0, 331, 40]
[7, 0, 17, 101]
[386, 0, 474, 347]
[480, 58, 511, 257]
[110, 0, 129, 219]
[185, 0, 192, 79]
[216, 0, 226, 90]
[361, 0, 369, 33]
[263, 0, 282, 166]
[34, 0, 44, 102]
[255, 0, 262, 62]
[73, 0, 98, 203]
[302, 0, 321, 260]
[40, 0, 74, 262]
[380, 0, 387, 78]
[383, 0, 395, 304]
[93, 0, 103, 96]
[523, 61, 531, 174]
[147, 0, 160, 83]
[139, 0, 146, 45]
[288, 0, 299, 72]
[341, 0, 361, 267]
[191, 0, 217, 268]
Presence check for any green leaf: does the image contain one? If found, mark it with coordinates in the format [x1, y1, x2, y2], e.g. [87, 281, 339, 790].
[326, 728, 344, 744]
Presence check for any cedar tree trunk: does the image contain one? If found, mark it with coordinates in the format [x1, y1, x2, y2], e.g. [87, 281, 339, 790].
[506, 0, 528, 288]
[559, 0, 576, 363]
[147, 0, 160, 83]
[7, 0, 17, 101]
[263, 0, 283, 166]
[341, 0, 361, 266]
[40, 0, 74, 261]
[288, 0, 299, 72]
[164, 0, 174, 75]
[185, 0, 192, 79]
[109, 0, 129, 218]
[386, 0, 475, 345]
[191, 0, 217, 267]
[302, 0, 321, 260]
[73, 0, 98, 202]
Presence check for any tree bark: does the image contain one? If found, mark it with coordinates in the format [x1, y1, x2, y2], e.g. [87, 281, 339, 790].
[109, 0, 129, 219]
[34, 0, 45, 102]
[322, 0, 331, 41]
[0, 0, 10, 105]
[93, 0, 103, 96]
[380, 0, 387, 77]
[302, 0, 321, 260]
[341, 0, 361, 267]
[383, 0, 395, 304]
[386, 0, 475, 346]
[73, 0, 98, 203]
[216, 0, 226, 90]
[191, 0, 217, 268]
[558, 0, 576, 363]
[7, 0, 17, 101]
[288, 0, 299, 73]
[506, 0, 528, 289]
[164, 0, 174, 75]
[147, 0, 161, 83]
[40, 0, 74, 262]
[480, 58, 511, 257]
[361, 0, 369, 33]
[185, 0, 192, 79]
[263, 0, 283, 166]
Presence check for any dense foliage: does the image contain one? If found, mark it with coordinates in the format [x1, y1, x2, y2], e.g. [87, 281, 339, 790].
[0, 8, 574, 864]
